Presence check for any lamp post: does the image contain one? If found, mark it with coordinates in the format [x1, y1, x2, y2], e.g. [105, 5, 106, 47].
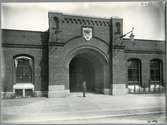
[116, 27, 135, 45]
[121, 27, 135, 42]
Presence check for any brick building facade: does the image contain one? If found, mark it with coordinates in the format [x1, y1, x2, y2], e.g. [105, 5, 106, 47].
[1, 12, 166, 98]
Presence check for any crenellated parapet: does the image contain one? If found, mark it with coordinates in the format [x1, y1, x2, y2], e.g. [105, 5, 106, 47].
[48, 12, 125, 48]
[62, 15, 110, 27]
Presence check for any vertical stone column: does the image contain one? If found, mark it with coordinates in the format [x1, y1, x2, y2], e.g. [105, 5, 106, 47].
[110, 17, 128, 95]
[48, 47, 70, 98]
[163, 58, 166, 86]
[103, 64, 111, 95]
[48, 12, 69, 98]
[111, 46, 128, 95]
[142, 59, 150, 87]
[23, 89, 25, 97]
[48, 12, 63, 43]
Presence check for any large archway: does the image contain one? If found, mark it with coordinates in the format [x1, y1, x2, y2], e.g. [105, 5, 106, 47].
[70, 55, 95, 92]
[69, 49, 108, 93]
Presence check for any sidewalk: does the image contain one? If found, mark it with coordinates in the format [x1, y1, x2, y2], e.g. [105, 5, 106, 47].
[1, 93, 166, 123]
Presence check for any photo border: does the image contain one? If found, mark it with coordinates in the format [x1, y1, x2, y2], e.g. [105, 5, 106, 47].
[0, 0, 166, 125]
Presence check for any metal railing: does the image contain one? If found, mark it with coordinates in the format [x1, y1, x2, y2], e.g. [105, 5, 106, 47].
[128, 81, 165, 94]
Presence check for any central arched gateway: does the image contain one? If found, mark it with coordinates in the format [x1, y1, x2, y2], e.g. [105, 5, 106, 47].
[46, 13, 129, 98]
[68, 48, 109, 93]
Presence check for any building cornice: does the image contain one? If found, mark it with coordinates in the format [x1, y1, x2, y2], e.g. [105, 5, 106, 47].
[1, 43, 165, 55]
[125, 49, 165, 54]
[2, 29, 48, 33]
[1, 43, 43, 49]
[123, 38, 165, 43]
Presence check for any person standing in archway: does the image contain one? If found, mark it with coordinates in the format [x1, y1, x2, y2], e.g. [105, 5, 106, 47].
[82, 80, 87, 97]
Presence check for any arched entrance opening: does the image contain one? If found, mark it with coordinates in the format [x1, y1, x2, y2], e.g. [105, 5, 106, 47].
[69, 49, 107, 93]
[70, 55, 95, 92]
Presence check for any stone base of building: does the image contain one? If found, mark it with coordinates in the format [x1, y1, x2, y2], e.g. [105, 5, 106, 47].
[34, 91, 48, 97]
[95, 88, 104, 93]
[112, 84, 128, 95]
[1, 92, 15, 99]
[1, 91, 49, 99]
[48, 85, 70, 98]
[104, 88, 112, 95]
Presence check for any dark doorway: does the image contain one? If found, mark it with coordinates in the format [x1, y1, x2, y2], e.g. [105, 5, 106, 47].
[69, 55, 95, 92]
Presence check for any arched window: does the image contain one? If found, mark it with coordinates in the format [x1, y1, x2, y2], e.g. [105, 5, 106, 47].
[150, 59, 162, 82]
[13, 56, 34, 97]
[128, 59, 141, 84]
[15, 56, 33, 83]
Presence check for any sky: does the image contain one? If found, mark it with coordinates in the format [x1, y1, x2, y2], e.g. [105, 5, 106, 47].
[1, 1, 165, 40]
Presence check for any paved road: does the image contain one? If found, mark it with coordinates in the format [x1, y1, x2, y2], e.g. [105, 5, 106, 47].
[37, 113, 166, 124]
[1, 93, 166, 124]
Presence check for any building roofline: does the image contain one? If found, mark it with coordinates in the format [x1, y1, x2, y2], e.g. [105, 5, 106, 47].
[2, 29, 165, 43]
[48, 11, 121, 20]
[2, 28, 48, 33]
[123, 38, 165, 43]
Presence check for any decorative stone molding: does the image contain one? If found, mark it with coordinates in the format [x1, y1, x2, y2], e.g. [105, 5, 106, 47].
[14, 56, 32, 67]
[62, 16, 110, 27]
[112, 45, 125, 49]
[125, 49, 164, 54]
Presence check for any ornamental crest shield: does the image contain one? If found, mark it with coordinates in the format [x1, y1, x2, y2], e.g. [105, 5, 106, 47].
[82, 27, 92, 41]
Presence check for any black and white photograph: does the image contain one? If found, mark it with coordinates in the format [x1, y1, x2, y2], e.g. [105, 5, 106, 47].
[1, 1, 166, 124]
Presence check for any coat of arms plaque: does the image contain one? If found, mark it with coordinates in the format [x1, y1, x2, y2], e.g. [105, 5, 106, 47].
[82, 27, 92, 41]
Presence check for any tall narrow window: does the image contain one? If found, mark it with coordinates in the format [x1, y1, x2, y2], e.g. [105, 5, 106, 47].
[115, 22, 121, 34]
[128, 59, 141, 84]
[15, 57, 32, 83]
[150, 59, 162, 82]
